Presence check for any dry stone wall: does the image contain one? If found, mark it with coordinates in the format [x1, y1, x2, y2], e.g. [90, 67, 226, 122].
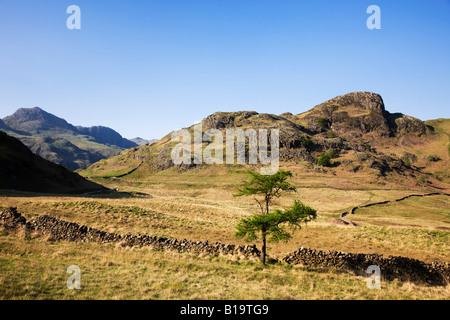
[282, 247, 449, 286]
[1, 207, 448, 286]
[341, 192, 450, 218]
[0, 207, 260, 262]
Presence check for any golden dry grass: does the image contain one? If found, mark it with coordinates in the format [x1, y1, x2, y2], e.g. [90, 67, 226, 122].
[1, 229, 448, 300]
[1, 163, 449, 299]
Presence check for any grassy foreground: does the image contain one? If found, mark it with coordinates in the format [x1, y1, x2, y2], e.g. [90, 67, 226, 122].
[1, 228, 448, 300]
[0, 165, 449, 299]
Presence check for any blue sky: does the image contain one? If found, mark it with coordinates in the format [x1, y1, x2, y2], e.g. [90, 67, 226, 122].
[0, 0, 449, 139]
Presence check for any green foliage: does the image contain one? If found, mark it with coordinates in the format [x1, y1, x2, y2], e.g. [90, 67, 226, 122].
[234, 169, 299, 264]
[300, 136, 313, 151]
[327, 131, 337, 138]
[359, 138, 371, 150]
[318, 153, 332, 167]
[427, 155, 441, 162]
[316, 117, 328, 129]
[324, 148, 338, 159]
[234, 169, 296, 214]
[235, 200, 317, 243]
[401, 155, 411, 168]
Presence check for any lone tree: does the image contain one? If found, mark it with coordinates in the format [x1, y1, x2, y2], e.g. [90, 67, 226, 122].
[234, 169, 317, 265]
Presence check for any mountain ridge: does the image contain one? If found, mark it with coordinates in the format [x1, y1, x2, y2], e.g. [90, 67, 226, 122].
[1, 107, 139, 170]
[3, 107, 78, 133]
[79, 92, 449, 186]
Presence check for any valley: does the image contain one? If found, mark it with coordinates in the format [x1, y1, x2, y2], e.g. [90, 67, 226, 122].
[1, 92, 449, 300]
[1, 165, 449, 299]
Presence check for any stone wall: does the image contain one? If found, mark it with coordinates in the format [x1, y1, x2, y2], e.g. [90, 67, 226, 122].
[341, 192, 450, 218]
[282, 247, 449, 286]
[0, 207, 261, 262]
[0, 206, 30, 229]
[1, 207, 448, 286]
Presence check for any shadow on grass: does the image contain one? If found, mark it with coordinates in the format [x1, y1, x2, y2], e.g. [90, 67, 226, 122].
[0, 188, 152, 199]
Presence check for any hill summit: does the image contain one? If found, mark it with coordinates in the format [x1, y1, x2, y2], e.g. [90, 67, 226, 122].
[80, 92, 449, 185]
[3, 107, 78, 133]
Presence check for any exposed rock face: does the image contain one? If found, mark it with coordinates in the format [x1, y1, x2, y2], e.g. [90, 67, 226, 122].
[304, 92, 431, 138]
[202, 111, 258, 130]
[319, 91, 386, 112]
[393, 115, 428, 136]
[307, 92, 390, 135]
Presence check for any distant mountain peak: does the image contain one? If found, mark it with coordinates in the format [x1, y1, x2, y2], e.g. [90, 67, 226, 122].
[3, 106, 76, 133]
[76, 125, 137, 149]
[130, 137, 158, 146]
[11, 106, 55, 117]
[2, 106, 138, 170]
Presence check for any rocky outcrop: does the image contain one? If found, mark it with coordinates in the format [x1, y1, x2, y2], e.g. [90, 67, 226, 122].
[310, 93, 390, 135]
[304, 92, 431, 138]
[0, 207, 32, 230]
[202, 111, 258, 130]
[393, 115, 429, 136]
[318, 92, 386, 112]
[81, 92, 439, 178]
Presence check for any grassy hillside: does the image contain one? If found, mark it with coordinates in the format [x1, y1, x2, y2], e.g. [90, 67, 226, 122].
[1, 165, 449, 299]
[423, 118, 450, 183]
[79, 94, 448, 186]
[0, 131, 104, 194]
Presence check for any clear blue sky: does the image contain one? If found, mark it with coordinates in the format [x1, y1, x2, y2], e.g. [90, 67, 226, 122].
[0, 0, 449, 139]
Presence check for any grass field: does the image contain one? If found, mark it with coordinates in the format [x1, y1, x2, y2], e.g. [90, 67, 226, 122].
[1, 164, 449, 299]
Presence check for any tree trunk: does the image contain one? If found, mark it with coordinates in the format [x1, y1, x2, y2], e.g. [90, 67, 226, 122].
[261, 226, 266, 265]
[261, 198, 269, 265]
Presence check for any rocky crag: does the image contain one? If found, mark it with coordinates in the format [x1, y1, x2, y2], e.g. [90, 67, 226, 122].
[81, 92, 448, 183]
